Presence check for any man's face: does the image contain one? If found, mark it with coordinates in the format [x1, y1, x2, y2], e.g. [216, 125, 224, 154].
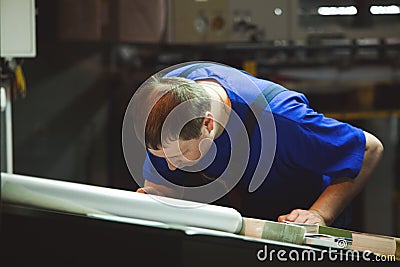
[148, 127, 213, 171]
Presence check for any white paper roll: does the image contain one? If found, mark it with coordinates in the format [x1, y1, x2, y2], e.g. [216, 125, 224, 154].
[1, 172, 243, 233]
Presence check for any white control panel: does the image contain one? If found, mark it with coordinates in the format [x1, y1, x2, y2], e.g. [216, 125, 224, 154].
[0, 0, 37, 58]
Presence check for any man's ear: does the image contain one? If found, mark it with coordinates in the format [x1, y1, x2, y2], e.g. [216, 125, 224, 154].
[203, 112, 214, 133]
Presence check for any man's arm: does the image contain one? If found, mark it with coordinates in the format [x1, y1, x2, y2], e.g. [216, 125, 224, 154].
[278, 131, 384, 226]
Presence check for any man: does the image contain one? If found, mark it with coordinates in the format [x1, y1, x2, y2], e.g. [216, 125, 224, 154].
[132, 62, 383, 227]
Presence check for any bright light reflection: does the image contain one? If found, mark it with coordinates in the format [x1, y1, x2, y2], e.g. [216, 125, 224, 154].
[370, 5, 400, 15]
[318, 6, 358, 16]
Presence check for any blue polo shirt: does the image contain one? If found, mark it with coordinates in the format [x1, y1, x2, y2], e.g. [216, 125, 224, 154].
[142, 64, 366, 223]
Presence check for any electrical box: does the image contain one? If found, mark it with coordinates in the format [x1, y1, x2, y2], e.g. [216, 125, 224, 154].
[228, 0, 291, 42]
[0, 0, 37, 58]
[167, 0, 400, 43]
[166, 0, 291, 43]
[166, 0, 229, 44]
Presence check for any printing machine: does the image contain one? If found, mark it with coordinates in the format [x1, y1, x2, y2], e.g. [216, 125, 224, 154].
[1, 173, 379, 266]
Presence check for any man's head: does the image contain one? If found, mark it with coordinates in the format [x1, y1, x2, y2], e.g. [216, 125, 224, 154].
[137, 76, 214, 170]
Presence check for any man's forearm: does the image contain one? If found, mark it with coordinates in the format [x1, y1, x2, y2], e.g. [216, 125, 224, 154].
[310, 131, 383, 226]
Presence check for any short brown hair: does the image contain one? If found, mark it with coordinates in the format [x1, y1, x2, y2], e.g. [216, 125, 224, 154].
[139, 77, 211, 149]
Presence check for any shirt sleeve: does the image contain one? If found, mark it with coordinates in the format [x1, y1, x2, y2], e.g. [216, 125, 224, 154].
[143, 152, 184, 186]
[275, 93, 366, 179]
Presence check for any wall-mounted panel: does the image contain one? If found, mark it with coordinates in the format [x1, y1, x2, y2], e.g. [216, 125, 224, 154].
[0, 0, 36, 58]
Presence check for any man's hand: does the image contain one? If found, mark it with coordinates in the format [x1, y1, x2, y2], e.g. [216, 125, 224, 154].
[277, 209, 326, 226]
[136, 187, 165, 196]
[136, 180, 184, 198]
